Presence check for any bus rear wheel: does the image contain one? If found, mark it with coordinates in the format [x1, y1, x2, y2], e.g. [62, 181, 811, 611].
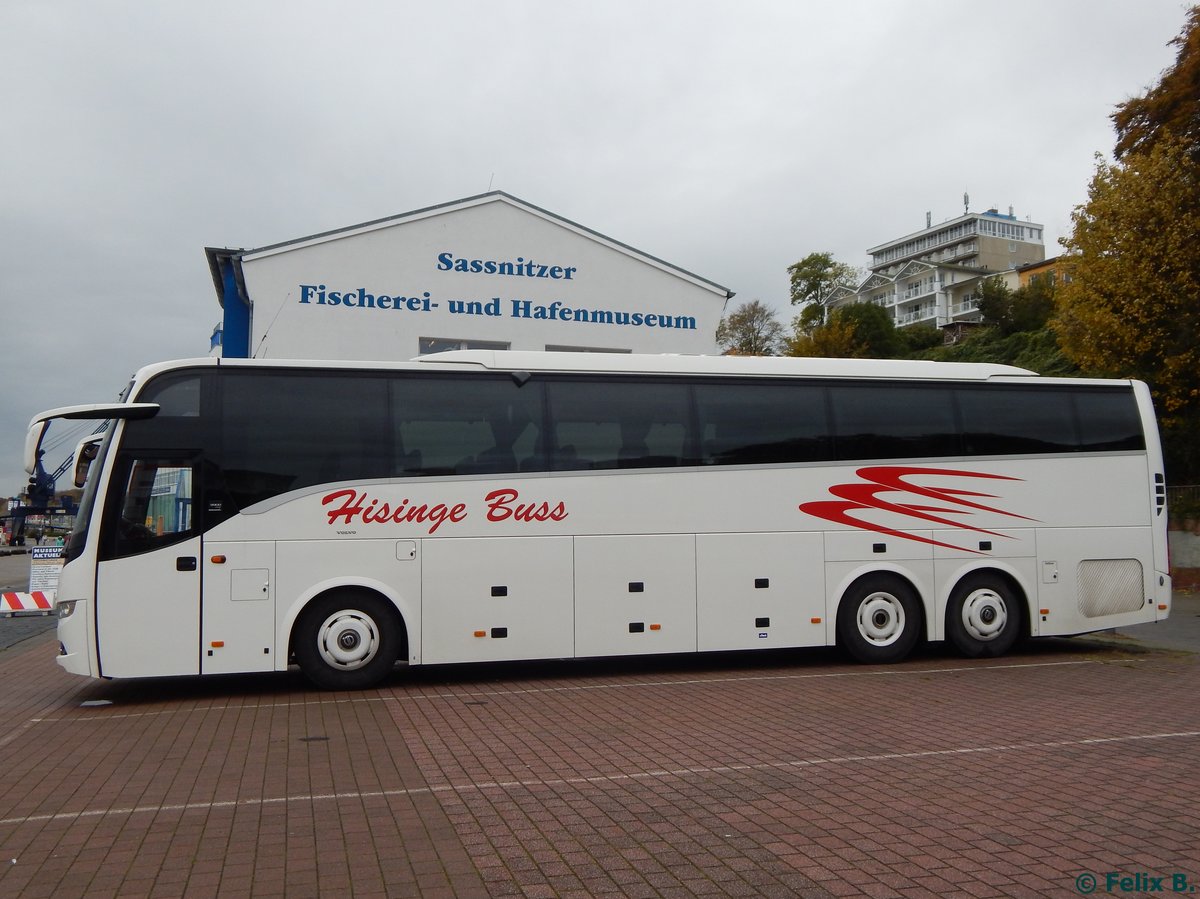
[946, 574, 1021, 658]
[837, 574, 922, 664]
[294, 592, 402, 690]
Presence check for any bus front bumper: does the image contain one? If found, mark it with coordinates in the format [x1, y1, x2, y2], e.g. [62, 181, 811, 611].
[55, 600, 93, 677]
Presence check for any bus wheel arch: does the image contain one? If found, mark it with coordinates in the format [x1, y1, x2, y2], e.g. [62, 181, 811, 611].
[945, 570, 1025, 658]
[835, 572, 924, 664]
[291, 587, 407, 690]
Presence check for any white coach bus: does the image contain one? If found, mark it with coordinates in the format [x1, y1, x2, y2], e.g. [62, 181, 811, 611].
[26, 352, 1171, 689]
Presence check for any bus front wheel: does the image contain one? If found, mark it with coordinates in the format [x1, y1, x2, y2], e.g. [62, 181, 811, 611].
[946, 574, 1021, 658]
[294, 592, 402, 690]
[837, 575, 922, 664]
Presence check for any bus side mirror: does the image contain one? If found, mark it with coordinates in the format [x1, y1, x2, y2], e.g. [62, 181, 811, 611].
[74, 438, 102, 488]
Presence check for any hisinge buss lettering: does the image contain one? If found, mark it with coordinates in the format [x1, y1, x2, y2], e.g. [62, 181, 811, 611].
[321, 487, 567, 535]
[321, 489, 468, 534]
[482, 488, 568, 523]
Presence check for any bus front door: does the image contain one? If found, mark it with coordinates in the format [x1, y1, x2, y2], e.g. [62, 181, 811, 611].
[95, 456, 201, 678]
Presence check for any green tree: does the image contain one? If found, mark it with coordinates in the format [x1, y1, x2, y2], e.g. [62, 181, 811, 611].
[1113, 6, 1200, 160]
[1012, 276, 1057, 334]
[836, 303, 900, 357]
[787, 252, 859, 329]
[715, 299, 786, 355]
[794, 300, 827, 334]
[787, 302, 901, 359]
[975, 277, 1017, 332]
[899, 323, 944, 354]
[977, 275, 1056, 336]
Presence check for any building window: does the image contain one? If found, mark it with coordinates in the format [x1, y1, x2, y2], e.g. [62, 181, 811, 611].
[419, 337, 511, 355]
[544, 345, 632, 354]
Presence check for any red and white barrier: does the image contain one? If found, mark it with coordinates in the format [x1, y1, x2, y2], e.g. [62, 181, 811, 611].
[0, 592, 55, 615]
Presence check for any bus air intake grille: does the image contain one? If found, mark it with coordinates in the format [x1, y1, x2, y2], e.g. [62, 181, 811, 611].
[1077, 559, 1144, 618]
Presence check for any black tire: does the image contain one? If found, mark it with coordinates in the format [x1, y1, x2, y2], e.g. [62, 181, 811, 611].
[836, 574, 923, 664]
[946, 573, 1022, 658]
[293, 592, 402, 690]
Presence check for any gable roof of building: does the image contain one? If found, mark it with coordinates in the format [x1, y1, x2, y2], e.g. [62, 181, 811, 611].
[205, 191, 733, 303]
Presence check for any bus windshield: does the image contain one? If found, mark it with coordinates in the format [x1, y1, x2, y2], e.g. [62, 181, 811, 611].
[65, 427, 114, 563]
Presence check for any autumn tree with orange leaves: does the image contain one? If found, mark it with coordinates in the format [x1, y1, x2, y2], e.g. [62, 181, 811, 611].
[1054, 7, 1200, 479]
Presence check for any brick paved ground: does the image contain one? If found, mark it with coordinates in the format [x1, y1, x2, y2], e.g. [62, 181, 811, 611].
[0, 621, 1195, 898]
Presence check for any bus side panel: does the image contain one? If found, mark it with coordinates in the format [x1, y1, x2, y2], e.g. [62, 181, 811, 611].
[1034, 526, 1157, 635]
[421, 536, 573, 664]
[696, 532, 825, 651]
[202, 541, 276, 675]
[575, 535, 696, 657]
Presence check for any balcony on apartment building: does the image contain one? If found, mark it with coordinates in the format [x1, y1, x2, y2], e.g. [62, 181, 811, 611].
[901, 282, 936, 301]
[943, 242, 978, 263]
[895, 306, 937, 327]
[948, 295, 982, 319]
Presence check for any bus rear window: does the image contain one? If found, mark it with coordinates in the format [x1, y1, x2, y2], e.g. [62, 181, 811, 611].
[1075, 390, 1145, 451]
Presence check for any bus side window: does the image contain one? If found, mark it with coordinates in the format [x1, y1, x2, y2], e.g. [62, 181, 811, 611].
[220, 372, 391, 506]
[391, 374, 542, 477]
[695, 381, 830, 465]
[958, 387, 1077, 455]
[547, 378, 689, 470]
[829, 383, 958, 461]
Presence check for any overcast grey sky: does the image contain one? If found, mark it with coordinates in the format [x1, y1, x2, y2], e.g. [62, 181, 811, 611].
[0, 0, 1189, 495]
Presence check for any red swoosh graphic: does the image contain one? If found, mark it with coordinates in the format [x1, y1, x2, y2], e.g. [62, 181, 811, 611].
[799, 466, 1035, 553]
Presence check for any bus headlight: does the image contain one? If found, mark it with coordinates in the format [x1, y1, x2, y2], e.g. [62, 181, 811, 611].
[57, 600, 78, 619]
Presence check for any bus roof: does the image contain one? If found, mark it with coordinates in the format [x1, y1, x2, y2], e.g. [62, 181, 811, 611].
[412, 350, 1037, 380]
[131, 352, 1038, 383]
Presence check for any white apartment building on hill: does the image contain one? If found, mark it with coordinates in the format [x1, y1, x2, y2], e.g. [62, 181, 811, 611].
[826, 207, 1045, 331]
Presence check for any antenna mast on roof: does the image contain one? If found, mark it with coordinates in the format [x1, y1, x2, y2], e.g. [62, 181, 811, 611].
[963, 191, 969, 215]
